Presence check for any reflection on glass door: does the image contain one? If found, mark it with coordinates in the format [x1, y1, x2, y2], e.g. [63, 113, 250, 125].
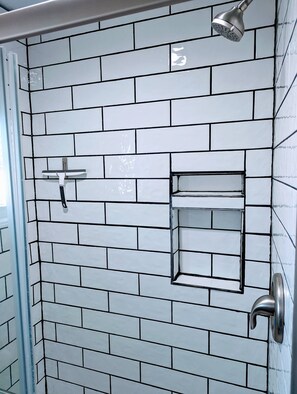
[0, 48, 34, 394]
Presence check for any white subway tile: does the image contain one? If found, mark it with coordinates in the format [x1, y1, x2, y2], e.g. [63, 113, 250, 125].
[246, 234, 270, 262]
[111, 377, 170, 394]
[81, 267, 139, 294]
[255, 90, 274, 122]
[84, 349, 140, 380]
[104, 102, 170, 130]
[83, 309, 139, 338]
[41, 262, 80, 285]
[210, 381, 263, 394]
[137, 68, 210, 102]
[75, 130, 135, 156]
[55, 284, 108, 310]
[35, 179, 76, 201]
[102, 46, 169, 80]
[43, 302, 81, 326]
[256, 27, 275, 58]
[246, 178, 271, 205]
[111, 335, 171, 366]
[42, 23, 99, 41]
[174, 348, 246, 385]
[34, 158, 47, 178]
[137, 125, 209, 153]
[44, 59, 100, 89]
[179, 251, 212, 276]
[53, 244, 106, 268]
[46, 108, 102, 134]
[212, 120, 272, 150]
[212, 255, 240, 280]
[71, 25, 133, 60]
[141, 320, 208, 353]
[210, 333, 267, 365]
[248, 365, 267, 391]
[105, 154, 170, 178]
[79, 224, 137, 249]
[59, 363, 110, 392]
[39, 222, 78, 244]
[110, 293, 172, 322]
[140, 275, 209, 304]
[29, 39, 70, 67]
[171, 32, 254, 71]
[212, 59, 274, 94]
[108, 248, 170, 276]
[77, 179, 136, 201]
[135, 9, 211, 48]
[57, 324, 109, 352]
[180, 227, 241, 255]
[32, 114, 45, 135]
[44, 322, 56, 341]
[173, 302, 247, 336]
[141, 364, 207, 394]
[138, 228, 171, 252]
[39, 242, 52, 262]
[172, 150, 244, 172]
[245, 261, 270, 289]
[106, 203, 169, 228]
[46, 359, 58, 378]
[31, 88, 72, 113]
[47, 378, 83, 394]
[73, 79, 134, 108]
[34, 135, 74, 157]
[246, 207, 271, 234]
[172, 92, 253, 125]
[45, 341, 82, 366]
[246, 149, 272, 176]
[137, 180, 169, 203]
[42, 283, 54, 302]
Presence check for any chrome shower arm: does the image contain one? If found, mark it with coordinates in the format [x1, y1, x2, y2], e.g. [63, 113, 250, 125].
[238, 0, 254, 12]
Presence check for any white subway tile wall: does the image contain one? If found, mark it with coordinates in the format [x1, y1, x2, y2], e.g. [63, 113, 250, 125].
[25, 1, 275, 393]
[269, 0, 297, 393]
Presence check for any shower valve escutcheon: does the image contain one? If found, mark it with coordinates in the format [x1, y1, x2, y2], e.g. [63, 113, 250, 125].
[250, 273, 284, 343]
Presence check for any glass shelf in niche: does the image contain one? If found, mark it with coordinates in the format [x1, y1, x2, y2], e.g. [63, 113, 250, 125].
[171, 172, 245, 293]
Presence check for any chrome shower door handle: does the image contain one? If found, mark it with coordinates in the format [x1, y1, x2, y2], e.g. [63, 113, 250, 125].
[249, 273, 285, 343]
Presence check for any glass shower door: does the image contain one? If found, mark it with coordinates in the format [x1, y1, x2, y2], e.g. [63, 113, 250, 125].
[0, 48, 34, 394]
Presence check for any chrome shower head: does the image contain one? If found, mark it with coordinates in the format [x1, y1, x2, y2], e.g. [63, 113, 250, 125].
[212, 0, 253, 42]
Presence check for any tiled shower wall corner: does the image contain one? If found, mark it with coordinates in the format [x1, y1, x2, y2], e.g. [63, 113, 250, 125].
[269, 0, 297, 393]
[0, 21, 44, 393]
[26, 0, 275, 393]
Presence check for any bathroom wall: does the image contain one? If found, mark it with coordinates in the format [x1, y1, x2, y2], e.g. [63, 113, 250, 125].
[269, 0, 297, 393]
[27, 0, 275, 393]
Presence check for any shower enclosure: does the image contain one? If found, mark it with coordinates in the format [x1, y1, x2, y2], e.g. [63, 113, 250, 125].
[0, 0, 295, 393]
[0, 48, 34, 394]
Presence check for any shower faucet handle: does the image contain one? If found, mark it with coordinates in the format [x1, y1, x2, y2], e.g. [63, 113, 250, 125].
[250, 295, 275, 329]
[250, 273, 284, 343]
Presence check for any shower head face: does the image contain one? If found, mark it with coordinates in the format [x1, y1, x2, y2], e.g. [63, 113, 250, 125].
[212, 6, 244, 42]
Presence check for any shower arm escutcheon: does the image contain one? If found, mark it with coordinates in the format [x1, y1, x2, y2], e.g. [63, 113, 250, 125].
[250, 273, 285, 343]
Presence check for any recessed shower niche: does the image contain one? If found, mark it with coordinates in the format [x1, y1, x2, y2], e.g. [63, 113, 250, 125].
[171, 172, 245, 293]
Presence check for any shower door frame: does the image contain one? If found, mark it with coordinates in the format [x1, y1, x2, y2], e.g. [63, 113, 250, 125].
[0, 48, 35, 394]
